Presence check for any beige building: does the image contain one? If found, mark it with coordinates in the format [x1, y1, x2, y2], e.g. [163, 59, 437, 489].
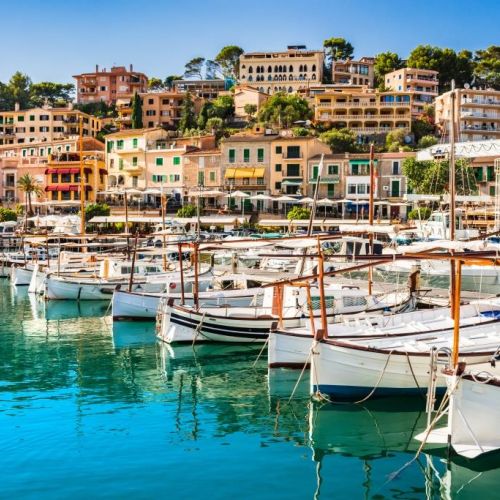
[183, 149, 222, 207]
[385, 68, 439, 115]
[116, 91, 199, 130]
[73, 65, 148, 105]
[0, 137, 103, 204]
[0, 104, 101, 146]
[331, 57, 375, 87]
[314, 88, 412, 135]
[239, 46, 324, 94]
[233, 85, 269, 120]
[172, 79, 226, 99]
[435, 88, 500, 142]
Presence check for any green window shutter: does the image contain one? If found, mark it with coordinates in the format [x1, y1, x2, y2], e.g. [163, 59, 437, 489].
[228, 149, 235, 163]
[132, 157, 138, 166]
[328, 164, 338, 175]
[117, 140, 124, 150]
[132, 138, 138, 148]
[47, 147, 52, 155]
[490, 186, 496, 196]
[312, 165, 319, 180]
[475, 167, 483, 182]
[18, 116, 24, 122]
[29, 115, 35, 121]
[209, 171, 215, 182]
[169, 174, 174, 182]
[119, 159, 123, 170]
[107, 141, 113, 153]
[257, 148, 264, 162]
[156, 157, 163, 166]
[487, 166, 495, 181]
[198, 171, 205, 185]
[243, 149, 250, 162]
[327, 184, 335, 197]
[22, 149, 27, 157]
[173, 156, 181, 166]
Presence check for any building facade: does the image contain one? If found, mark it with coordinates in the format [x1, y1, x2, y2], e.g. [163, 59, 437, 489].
[73, 65, 148, 105]
[331, 57, 375, 87]
[239, 47, 324, 94]
[172, 79, 226, 99]
[435, 88, 500, 142]
[385, 68, 439, 115]
[0, 105, 101, 146]
[233, 85, 269, 119]
[314, 88, 413, 136]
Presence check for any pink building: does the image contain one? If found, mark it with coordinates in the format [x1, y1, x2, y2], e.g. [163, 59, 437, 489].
[73, 65, 148, 105]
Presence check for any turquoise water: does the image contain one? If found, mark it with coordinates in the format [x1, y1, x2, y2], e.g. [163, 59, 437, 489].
[1, 282, 500, 499]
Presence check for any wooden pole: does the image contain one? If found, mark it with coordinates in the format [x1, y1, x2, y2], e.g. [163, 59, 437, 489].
[369, 143, 375, 226]
[178, 242, 185, 305]
[79, 116, 85, 236]
[193, 242, 199, 310]
[305, 283, 316, 338]
[451, 259, 462, 367]
[128, 232, 139, 292]
[161, 190, 167, 271]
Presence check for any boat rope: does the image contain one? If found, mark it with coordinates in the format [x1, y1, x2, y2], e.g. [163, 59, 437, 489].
[285, 345, 315, 406]
[405, 351, 426, 400]
[192, 312, 207, 346]
[313, 349, 395, 405]
[252, 335, 270, 368]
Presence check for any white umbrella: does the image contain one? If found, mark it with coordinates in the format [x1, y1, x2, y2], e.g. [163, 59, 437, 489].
[275, 195, 297, 202]
[249, 194, 273, 201]
[336, 198, 355, 204]
[144, 188, 163, 195]
[124, 188, 144, 196]
[188, 190, 225, 197]
[298, 197, 314, 204]
[224, 190, 250, 198]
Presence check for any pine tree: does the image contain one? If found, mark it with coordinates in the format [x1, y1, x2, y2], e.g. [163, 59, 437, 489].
[131, 92, 143, 129]
[178, 92, 196, 132]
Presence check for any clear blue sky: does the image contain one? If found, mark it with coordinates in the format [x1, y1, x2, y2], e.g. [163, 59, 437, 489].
[2, 0, 499, 84]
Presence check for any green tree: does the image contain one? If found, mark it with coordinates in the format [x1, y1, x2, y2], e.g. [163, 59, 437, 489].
[243, 103, 257, 121]
[164, 75, 182, 90]
[131, 92, 143, 129]
[205, 60, 220, 80]
[184, 57, 205, 79]
[197, 101, 213, 129]
[374, 51, 404, 89]
[403, 157, 477, 194]
[210, 95, 234, 121]
[320, 128, 358, 153]
[8, 71, 32, 109]
[292, 127, 310, 137]
[30, 82, 74, 106]
[84, 202, 110, 222]
[0, 81, 13, 111]
[385, 129, 409, 152]
[17, 173, 42, 215]
[148, 77, 164, 90]
[474, 45, 500, 89]
[407, 45, 474, 91]
[0, 207, 17, 222]
[287, 206, 310, 221]
[178, 92, 196, 132]
[412, 117, 435, 142]
[176, 204, 196, 217]
[407, 207, 432, 220]
[323, 37, 354, 63]
[206, 117, 224, 133]
[257, 93, 312, 129]
[215, 45, 244, 78]
[417, 135, 438, 149]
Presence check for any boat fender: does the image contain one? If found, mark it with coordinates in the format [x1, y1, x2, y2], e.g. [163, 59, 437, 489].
[169, 282, 177, 290]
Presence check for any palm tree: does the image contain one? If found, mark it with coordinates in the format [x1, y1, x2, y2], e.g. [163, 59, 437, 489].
[17, 174, 43, 216]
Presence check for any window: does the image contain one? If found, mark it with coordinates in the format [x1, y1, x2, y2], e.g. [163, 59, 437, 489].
[117, 140, 124, 150]
[257, 148, 264, 162]
[156, 157, 163, 166]
[275, 164, 282, 172]
[348, 184, 356, 195]
[29, 115, 35, 121]
[40, 115, 49, 121]
[132, 138, 138, 148]
[51, 173, 58, 183]
[490, 186, 496, 196]
[287, 164, 300, 176]
[209, 171, 216, 182]
[286, 145, 300, 159]
[275, 182, 281, 190]
[148, 98, 154, 105]
[61, 173, 71, 183]
[107, 141, 114, 153]
[29, 127, 35, 132]
[18, 116, 24, 122]
[228, 149, 235, 163]
[132, 156, 138, 166]
[312, 165, 319, 180]
[132, 176, 138, 188]
[475, 167, 483, 182]
[392, 161, 400, 175]
[65, 145, 70, 152]
[243, 149, 250, 163]
[173, 156, 181, 166]
[119, 159, 123, 170]
[61, 191, 71, 201]
[22, 149, 27, 157]
[327, 184, 335, 197]
[328, 164, 339, 175]
[146, 110, 156, 116]
[198, 171, 205, 185]
[487, 166, 495, 181]
[275, 146, 282, 154]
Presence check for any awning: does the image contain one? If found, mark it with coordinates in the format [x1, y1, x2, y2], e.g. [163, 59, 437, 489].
[45, 185, 93, 192]
[349, 159, 378, 165]
[281, 178, 303, 186]
[45, 168, 92, 174]
[224, 167, 265, 179]
[99, 169, 108, 175]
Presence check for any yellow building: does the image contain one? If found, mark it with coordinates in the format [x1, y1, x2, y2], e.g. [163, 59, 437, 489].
[233, 85, 269, 120]
[314, 88, 412, 135]
[0, 104, 101, 146]
[435, 88, 500, 142]
[239, 46, 324, 94]
[385, 68, 438, 115]
[331, 57, 375, 87]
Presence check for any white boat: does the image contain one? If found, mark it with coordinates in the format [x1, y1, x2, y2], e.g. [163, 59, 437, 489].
[269, 300, 500, 369]
[310, 316, 500, 399]
[157, 283, 413, 344]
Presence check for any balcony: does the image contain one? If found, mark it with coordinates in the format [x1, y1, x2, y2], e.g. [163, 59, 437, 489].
[462, 98, 500, 106]
[317, 101, 410, 109]
[407, 75, 438, 83]
[461, 125, 500, 132]
[309, 175, 340, 184]
[461, 111, 500, 120]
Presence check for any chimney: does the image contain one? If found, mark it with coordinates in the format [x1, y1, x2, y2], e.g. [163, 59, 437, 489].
[96, 64, 99, 73]
[14, 102, 20, 112]
[130, 64, 133, 72]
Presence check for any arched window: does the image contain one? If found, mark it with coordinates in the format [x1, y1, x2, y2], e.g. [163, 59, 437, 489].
[278, 75, 282, 81]
[267, 75, 272, 81]
[312, 74, 316, 80]
[242, 64, 246, 69]
[259, 87, 264, 93]
[288, 86, 293, 93]
[304, 64, 308, 72]
[274, 75, 278, 81]
[268, 65, 272, 73]
[248, 75, 253, 82]
[283, 75, 287, 81]
[256, 66, 260, 74]
[289, 65, 293, 72]
[312, 64, 316, 72]
[299, 64, 303, 72]
[274, 65, 278, 72]
[260, 66, 265, 73]
[248, 66, 253, 74]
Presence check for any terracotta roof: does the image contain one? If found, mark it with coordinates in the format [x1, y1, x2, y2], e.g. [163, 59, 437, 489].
[105, 127, 164, 138]
[183, 149, 221, 156]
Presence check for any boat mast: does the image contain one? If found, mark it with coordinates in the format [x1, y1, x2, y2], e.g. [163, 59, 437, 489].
[368, 143, 375, 295]
[449, 80, 456, 241]
[79, 116, 85, 235]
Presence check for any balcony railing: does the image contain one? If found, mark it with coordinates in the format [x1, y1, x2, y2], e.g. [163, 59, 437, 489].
[461, 125, 500, 132]
[461, 111, 500, 119]
[462, 98, 500, 106]
[317, 101, 410, 108]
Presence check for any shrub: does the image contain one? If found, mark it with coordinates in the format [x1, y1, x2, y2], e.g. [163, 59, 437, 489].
[287, 206, 310, 220]
[176, 204, 197, 217]
[407, 207, 432, 220]
[0, 208, 17, 222]
[84, 203, 110, 222]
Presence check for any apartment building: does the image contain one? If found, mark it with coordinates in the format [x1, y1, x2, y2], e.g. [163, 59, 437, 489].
[331, 57, 375, 88]
[0, 137, 103, 203]
[314, 88, 413, 136]
[73, 65, 148, 105]
[172, 79, 226, 99]
[385, 68, 439, 115]
[306, 152, 413, 218]
[116, 92, 198, 130]
[45, 149, 106, 203]
[269, 136, 330, 196]
[233, 85, 269, 119]
[238, 46, 324, 94]
[0, 104, 101, 146]
[105, 128, 216, 202]
[435, 88, 500, 142]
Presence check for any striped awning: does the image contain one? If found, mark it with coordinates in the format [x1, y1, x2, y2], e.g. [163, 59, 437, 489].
[225, 167, 265, 179]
